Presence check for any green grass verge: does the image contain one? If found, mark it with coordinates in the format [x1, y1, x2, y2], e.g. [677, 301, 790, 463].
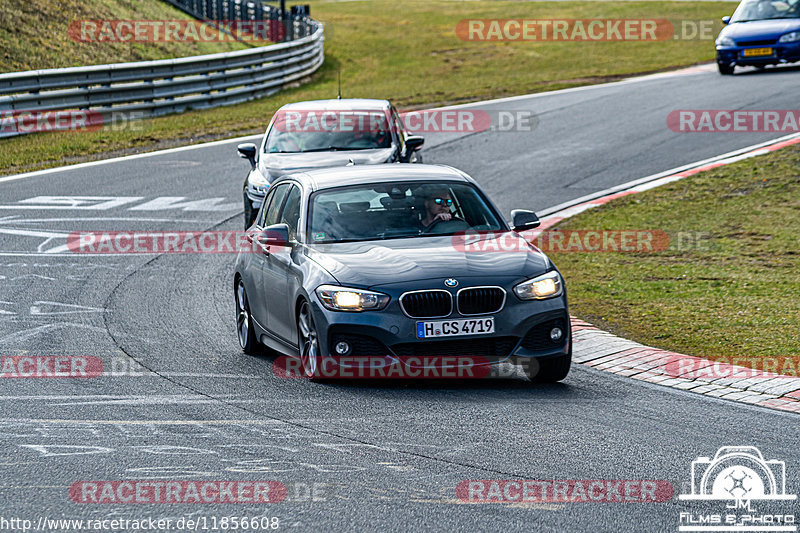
[0, 0, 247, 72]
[0, 0, 734, 175]
[551, 144, 800, 367]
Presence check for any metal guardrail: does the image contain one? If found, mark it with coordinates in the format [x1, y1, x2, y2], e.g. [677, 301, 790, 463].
[164, 0, 312, 43]
[0, 2, 322, 138]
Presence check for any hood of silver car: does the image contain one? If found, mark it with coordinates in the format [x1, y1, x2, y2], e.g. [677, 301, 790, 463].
[262, 148, 395, 178]
[305, 233, 551, 288]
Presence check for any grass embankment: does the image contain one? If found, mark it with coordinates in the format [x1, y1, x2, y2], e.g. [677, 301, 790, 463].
[0, 0, 247, 71]
[552, 145, 800, 366]
[0, 0, 733, 175]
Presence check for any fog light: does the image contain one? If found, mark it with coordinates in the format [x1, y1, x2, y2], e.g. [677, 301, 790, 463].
[334, 341, 350, 355]
[550, 327, 563, 342]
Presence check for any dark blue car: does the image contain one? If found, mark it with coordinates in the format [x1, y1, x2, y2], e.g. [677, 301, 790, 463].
[716, 0, 800, 74]
[233, 164, 572, 383]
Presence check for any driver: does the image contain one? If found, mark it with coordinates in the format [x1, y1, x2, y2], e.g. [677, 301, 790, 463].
[755, 0, 779, 17]
[419, 187, 454, 230]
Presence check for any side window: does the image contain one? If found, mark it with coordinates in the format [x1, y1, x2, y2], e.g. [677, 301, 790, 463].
[256, 186, 276, 227]
[279, 185, 302, 241]
[262, 183, 291, 228]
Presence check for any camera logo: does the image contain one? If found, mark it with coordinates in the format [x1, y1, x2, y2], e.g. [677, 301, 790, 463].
[678, 446, 796, 533]
[680, 446, 795, 502]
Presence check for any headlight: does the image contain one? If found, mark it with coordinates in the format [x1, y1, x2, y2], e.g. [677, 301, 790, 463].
[513, 271, 563, 300]
[715, 36, 735, 47]
[247, 173, 269, 195]
[316, 285, 390, 312]
[779, 31, 800, 43]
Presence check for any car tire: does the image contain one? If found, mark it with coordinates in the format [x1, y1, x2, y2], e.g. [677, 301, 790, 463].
[517, 344, 572, 383]
[235, 278, 259, 355]
[718, 61, 735, 75]
[297, 301, 323, 381]
[243, 196, 255, 229]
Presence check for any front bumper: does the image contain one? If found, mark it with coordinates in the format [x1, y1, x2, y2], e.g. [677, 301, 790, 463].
[716, 42, 800, 66]
[307, 278, 571, 373]
[245, 186, 267, 208]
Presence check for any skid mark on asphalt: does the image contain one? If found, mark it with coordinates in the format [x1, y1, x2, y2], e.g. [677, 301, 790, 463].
[0, 196, 239, 212]
[0, 323, 108, 344]
[1, 418, 496, 475]
[0, 216, 209, 224]
[0, 419, 572, 510]
[0, 274, 56, 281]
[48, 398, 262, 406]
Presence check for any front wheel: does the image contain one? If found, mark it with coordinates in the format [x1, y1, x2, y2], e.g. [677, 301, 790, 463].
[243, 196, 256, 229]
[235, 279, 258, 355]
[516, 345, 572, 383]
[297, 301, 322, 380]
[718, 61, 735, 75]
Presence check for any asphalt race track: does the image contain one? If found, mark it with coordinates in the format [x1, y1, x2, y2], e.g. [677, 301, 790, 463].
[1, 64, 799, 532]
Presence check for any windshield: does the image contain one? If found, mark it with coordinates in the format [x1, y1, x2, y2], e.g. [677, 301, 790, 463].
[730, 0, 800, 22]
[308, 181, 504, 243]
[265, 109, 393, 153]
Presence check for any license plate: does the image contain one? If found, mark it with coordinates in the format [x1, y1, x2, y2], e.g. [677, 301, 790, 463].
[416, 317, 495, 338]
[743, 48, 773, 57]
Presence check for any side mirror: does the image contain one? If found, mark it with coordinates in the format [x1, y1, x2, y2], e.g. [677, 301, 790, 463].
[405, 135, 425, 152]
[248, 223, 290, 253]
[238, 143, 257, 168]
[721, 16, 731, 24]
[511, 209, 540, 232]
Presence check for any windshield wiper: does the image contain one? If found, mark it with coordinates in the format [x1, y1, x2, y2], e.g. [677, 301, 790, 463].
[300, 146, 380, 152]
[735, 16, 800, 22]
[313, 237, 370, 244]
[377, 232, 420, 240]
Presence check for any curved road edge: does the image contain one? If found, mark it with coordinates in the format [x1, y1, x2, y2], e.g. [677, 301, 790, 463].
[0, 63, 717, 183]
[545, 134, 800, 414]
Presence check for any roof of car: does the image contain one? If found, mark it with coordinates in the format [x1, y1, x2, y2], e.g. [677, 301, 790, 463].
[278, 98, 391, 112]
[277, 164, 471, 190]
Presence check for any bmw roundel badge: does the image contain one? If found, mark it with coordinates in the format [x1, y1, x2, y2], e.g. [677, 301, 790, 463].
[444, 278, 458, 288]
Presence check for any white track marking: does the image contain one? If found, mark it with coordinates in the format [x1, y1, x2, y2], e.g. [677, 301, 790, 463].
[0, 228, 68, 239]
[539, 131, 800, 217]
[19, 445, 113, 457]
[0, 134, 263, 185]
[4, 217, 208, 223]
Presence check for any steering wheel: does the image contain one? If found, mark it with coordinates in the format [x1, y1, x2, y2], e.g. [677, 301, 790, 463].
[421, 218, 470, 234]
